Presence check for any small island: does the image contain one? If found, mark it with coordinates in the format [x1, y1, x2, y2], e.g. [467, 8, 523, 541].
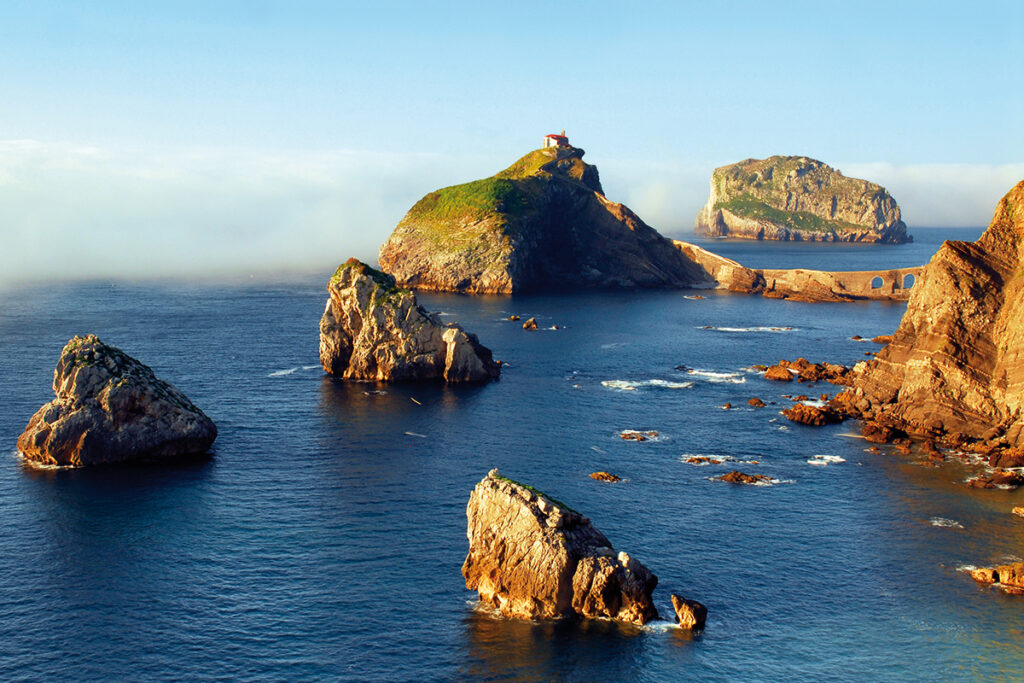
[695, 155, 911, 243]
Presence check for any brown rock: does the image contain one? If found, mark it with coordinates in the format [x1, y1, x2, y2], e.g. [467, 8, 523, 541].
[970, 562, 1024, 593]
[793, 394, 810, 402]
[508, 315, 521, 321]
[716, 470, 771, 485]
[17, 335, 217, 467]
[840, 180, 1024, 449]
[670, 594, 707, 630]
[590, 471, 621, 482]
[782, 403, 842, 426]
[1012, 507, 1024, 518]
[319, 259, 500, 383]
[462, 469, 658, 624]
[522, 317, 538, 330]
[872, 335, 893, 344]
[989, 447, 1024, 469]
[861, 421, 897, 444]
[748, 397, 766, 407]
[764, 364, 794, 382]
[721, 402, 732, 410]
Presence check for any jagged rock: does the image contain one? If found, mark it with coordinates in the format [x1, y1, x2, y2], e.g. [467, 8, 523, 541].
[590, 471, 621, 482]
[716, 470, 771, 485]
[695, 155, 910, 243]
[462, 469, 658, 625]
[319, 259, 500, 383]
[782, 403, 842, 426]
[522, 317, 538, 330]
[748, 397, 766, 407]
[764, 364, 794, 382]
[833, 180, 1024, 449]
[970, 562, 1024, 594]
[17, 335, 216, 467]
[721, 402, 732, 410]
[872, 335, 893, 344]
[671, 594, 708, 630]
[379, 145, 711, 293]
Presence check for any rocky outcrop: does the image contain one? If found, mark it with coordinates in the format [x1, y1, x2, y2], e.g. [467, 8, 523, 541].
[590, 471, 621, 482]
[695, 156, 910, 243]
[319, 259, 500, 382]
[782, 403, 842, 426]
[833, 181, 1024, 451]
[17, 335, 217, 467]
[462, 469, 659, 625]
[379, 146, 711, 293]
[765, 359, 852, 384]
[671, 594, 708, 630]
[971, 562, 1024, 594]
[716, 471, 771, 485]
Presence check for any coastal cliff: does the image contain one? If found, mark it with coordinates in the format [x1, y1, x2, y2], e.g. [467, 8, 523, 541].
[833, 180, 1024, 450]
[695, 156, 910, 243]
[17, 335, 217, 467]
[319, 258, 500, 382]
[379, 146, 710, 293]
[462, 469, 659, 625]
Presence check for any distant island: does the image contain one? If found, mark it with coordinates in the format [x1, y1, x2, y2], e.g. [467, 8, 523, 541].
[378, 134, 709, 293]
[695, 155, 911, 243]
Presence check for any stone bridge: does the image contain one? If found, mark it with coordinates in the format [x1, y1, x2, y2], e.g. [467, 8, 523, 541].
[674, 240, 924, 302]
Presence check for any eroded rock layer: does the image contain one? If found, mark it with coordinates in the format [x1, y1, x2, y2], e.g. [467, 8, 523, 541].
[462, 469, 658, 625]
[695, 156, 910, 243]
[17, 335, 217, 467]
[833, 180, 1024, 449]
[379, 146, 710, 293]
[319, 259, 500, 382]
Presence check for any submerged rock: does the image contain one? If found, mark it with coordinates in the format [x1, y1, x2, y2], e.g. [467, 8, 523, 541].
[695, 155, 909, 243]
[462, 469, 659, 625]
[748, 397, 766, 407]
[17, 335, 217, 467]
[716, 470, 771, 485]
[590, 471, 621, 482]
[319, 259, 500, 383]
[833, 180, 1024, 450]
[379, 145, 710, 293]
[671, 594, 708, 630]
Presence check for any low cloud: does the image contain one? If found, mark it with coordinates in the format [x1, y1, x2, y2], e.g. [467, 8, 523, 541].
[1, 142, 1020, 288]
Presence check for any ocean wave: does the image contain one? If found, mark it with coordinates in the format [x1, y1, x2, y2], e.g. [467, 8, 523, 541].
[600, 342, 629, 350]
[302, 365, 321, 370]
[619, 429, 666, 442]
[930, 517, 964, 529]
[681, 454, 760, 466]
[268, 367, 298, 377]
[686, 369, 746, 384]
[602, 379, 694, 391]
[706, 475, 792, 487]
[807, 455, 846, 466]
[698, 326, 796, 333]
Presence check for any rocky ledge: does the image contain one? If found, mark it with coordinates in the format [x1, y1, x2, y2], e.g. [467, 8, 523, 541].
[971, 562, 1024, 595]
[378, 145, 710, 293]
[319, 259, 500, 382]
[462, 469, 659, 625]
[17, 335, 217, 467]
[831, 180, 1024, 455]
[695, 155, 910, 243]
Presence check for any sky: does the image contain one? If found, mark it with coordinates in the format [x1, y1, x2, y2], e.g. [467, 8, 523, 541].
[1, 0, 1022, 285]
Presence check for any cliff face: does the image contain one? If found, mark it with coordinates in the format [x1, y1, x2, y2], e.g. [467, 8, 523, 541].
[18, 335, 217, 467]
[695, 156, 910, 243]
[319, 259, 500, 382]
[462, 469, 659, 625]
[379, 146, 710, 293]
[835, 180, 1024, 448]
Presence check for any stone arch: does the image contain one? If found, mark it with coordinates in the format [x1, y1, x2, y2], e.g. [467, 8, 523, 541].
[871, 276, 884, 289]
[903, 273, 916, 289]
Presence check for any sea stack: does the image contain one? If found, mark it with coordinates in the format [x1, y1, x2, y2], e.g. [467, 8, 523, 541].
[832, 180, 1024, 452]
[695, 156, 910, 243]
[319, 258, 500, 382]
[378, 140, 711, 293]
[462, 469, 659, 625]
[17, 335, 217, 467]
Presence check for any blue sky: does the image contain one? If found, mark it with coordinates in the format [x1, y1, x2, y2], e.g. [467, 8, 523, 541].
[1, 1, 1022, 283]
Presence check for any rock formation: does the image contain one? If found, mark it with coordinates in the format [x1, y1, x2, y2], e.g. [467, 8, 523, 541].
[971, 562, 1024, 594]
[716, 471, 771, 485]
[378, 145, 711, 293]
[694, 155, 910, 243]
[17, 335, 217, 467]
[671, 594, 708, 630]
[764, 359, 852, 384]
[462, 469, 659, 625]
[319, 259, 500, 382]
[782, 403, 842, 426]
[832, 180, 1024, 451]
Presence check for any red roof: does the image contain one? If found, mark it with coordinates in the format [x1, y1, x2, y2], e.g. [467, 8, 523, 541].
[544, 134, 568, 140]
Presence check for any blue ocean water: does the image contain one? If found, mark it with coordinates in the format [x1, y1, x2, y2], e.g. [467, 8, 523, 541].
[4, 227, 1024, 681]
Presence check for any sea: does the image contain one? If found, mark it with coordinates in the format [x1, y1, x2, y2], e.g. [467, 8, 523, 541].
[3, 227, 1024, 681]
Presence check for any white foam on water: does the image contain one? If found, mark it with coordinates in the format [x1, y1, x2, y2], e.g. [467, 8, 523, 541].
[777, 425, 790, 431]
[680, 454, 761, 466]
[302, 365, 321, 370]
[591, 446, 607, 454]
[707, 475, 791, 487]
[600, 342, 629, 349]
[404, 431, 427, 438]
[268, 367, 298, 377]
[602, 379, 694, 391]
[808, 455, 846, 466]
[798, 399, 827, 407]
[699, 326, 796, 333]
[956, 565, 979, 573]
[619, 429, 667, 442]
[686, 369, 746, 384]
[436, 311, 455, 316]
[363, 390, 388, 396]
[837, 433, 865, 439]
[930, 517, 964, 529]
[12, 449, 73, 470]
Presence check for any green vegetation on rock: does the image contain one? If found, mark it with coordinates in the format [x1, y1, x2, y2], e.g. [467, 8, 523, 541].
[493, 472, 579, 514]
[715, 194, 866, 234]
